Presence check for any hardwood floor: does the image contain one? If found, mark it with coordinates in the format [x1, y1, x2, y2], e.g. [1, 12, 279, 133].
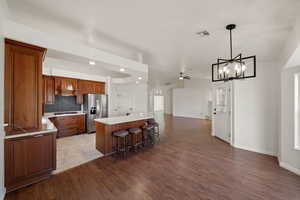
[5, 115, 300, 200]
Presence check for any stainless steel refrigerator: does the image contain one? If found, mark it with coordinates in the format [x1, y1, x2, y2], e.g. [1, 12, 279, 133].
[83, 94, 108, 133]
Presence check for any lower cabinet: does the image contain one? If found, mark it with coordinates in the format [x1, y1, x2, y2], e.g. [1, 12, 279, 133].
[50, 115, 86, 138]
[5, 132, 57, 192]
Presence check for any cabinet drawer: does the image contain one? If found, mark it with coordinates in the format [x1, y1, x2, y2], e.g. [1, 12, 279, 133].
[50, 115, 86, 138]
[58, 128, 78, 138]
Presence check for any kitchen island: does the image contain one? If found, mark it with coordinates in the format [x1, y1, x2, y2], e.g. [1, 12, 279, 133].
[94, 113, 154, 156]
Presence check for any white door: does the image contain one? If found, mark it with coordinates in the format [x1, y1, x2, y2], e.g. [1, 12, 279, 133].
[212, 82, 232, 143]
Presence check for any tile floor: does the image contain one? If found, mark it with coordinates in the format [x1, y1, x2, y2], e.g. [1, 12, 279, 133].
[54, 133, 103, 173]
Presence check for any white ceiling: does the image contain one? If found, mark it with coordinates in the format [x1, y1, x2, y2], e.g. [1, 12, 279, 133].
[45, 50, 130, 78]
[6, 0, 300, 83]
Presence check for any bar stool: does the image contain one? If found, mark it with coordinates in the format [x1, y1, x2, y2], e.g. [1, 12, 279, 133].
[142, 123, 155, 146]
[128, 128, 143, 151]
[113, 130, 130, 158]
[147, 119, 160, 143]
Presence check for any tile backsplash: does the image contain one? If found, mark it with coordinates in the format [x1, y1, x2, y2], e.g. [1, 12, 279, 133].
[44, 96, 81, 113]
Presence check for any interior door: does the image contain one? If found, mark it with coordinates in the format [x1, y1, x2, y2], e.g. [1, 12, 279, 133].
[212, 82, 231, 143]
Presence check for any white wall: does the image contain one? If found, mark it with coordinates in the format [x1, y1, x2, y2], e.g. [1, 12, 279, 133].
[173, 78, 212, 119]
[280, 66, 300, 174]
[232, 61, 280, 156]
[110, 83, 148, 116]
[0, 0, 6, 198]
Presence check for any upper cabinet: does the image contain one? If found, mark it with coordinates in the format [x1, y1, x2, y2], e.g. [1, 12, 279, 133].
[54, 77, 77, 96]
[43, 75, 55, 104]
[4, 39, 46, 135]
[78, 80, 105, 94]
[42, 76, 105, 105]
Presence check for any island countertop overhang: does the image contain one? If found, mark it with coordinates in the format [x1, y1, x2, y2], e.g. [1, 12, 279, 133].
[94, 113, 154, 125]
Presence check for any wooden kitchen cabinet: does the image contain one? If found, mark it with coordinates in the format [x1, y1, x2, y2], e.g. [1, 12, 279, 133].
[54, 77, 77, 96]
[4, 39, 46, 135]
[94, 82, 105, 94]
[5, 132, 57, 192]
[43, 75, 55, 104]
[50, 115, 86, 138]
[78, 80, 105, 94]
[77, 115, 86, 133]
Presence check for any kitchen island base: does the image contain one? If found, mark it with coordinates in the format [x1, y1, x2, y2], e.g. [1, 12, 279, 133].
[96, 120, 146, 156]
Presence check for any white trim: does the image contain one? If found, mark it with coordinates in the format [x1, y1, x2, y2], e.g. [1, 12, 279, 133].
[232, 143, 276, 156]
[172, 115, 207, 119]
[294, 147, 300, 151]
[0, 187, 6, 200]
[279, 161, 300, 176]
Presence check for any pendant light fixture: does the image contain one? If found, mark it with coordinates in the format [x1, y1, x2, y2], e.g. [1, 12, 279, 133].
[211, 24, 256, 82]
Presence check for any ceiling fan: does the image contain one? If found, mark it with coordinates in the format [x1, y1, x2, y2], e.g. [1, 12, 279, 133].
[179, 72, 191, 80]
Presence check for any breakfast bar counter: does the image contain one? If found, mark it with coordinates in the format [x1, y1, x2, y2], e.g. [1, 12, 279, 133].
[94, 113, 153, 156]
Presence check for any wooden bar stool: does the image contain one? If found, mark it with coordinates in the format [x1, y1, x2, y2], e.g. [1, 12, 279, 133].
[113, 130, 130, 158]
[128, 128, 143, 151]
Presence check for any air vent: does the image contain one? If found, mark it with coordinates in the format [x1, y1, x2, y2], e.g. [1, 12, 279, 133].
[196, 30, 210, 37]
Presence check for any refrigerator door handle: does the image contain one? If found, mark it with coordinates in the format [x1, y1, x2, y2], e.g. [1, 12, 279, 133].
[96, 99, 99, 117]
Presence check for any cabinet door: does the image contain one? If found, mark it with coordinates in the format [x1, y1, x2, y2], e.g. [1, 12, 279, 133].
[5, 133, 56, 191]
[94, 82, 105, 94]
[78, 80, 94, 94]
[76, 94, 84, 104]
[43, 76, 55, 104]
[4, 39, 45, 135]
[86, 81, 95, 94]
[54, 77, 62, 95]
[77, 115, 86, 133]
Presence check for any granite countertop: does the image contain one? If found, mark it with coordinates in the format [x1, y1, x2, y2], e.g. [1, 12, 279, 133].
[5, 117, 57, 139]
[44, 111, 86, 118]
[95, 113, 154, 125]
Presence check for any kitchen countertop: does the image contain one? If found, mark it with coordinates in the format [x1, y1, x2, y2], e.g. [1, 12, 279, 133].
[94, 113, 154, 125]
[5, 117, 57, 139]
[44, 111, 86, 118]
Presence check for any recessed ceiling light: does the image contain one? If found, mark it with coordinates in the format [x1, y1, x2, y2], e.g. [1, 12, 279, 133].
[136, 81, 139, 84]
[196, 30, 210, 37]
[89, 61, 96, 65]
[120, 68, 125, 72]
[138, 77, 142, 80]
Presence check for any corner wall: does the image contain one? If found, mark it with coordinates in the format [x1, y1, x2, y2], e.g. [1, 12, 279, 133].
[232, 61, 280, 156]
[280, 66, 300, 175]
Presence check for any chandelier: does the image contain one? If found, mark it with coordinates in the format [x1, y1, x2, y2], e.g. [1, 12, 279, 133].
[212, 24, 256, 82]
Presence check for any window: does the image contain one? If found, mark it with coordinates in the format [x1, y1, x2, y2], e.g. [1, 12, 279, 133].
[294, 73, 300, 150]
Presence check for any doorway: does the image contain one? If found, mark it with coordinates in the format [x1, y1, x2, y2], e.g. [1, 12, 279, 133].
[154, 95, 164, 112]
[212, 82, 232, 143]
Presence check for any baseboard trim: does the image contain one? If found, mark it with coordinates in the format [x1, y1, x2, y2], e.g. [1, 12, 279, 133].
[0, 187, 6, 200]
[173, 115, 207, 120]
[279, 161, 300, 176]
[232, 144, 276, 156]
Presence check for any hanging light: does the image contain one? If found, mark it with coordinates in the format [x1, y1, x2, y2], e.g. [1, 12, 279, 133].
[212, 24, 256, 82]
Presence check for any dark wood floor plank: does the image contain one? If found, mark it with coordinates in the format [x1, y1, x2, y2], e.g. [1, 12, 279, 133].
[5, 115, 300, 200]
